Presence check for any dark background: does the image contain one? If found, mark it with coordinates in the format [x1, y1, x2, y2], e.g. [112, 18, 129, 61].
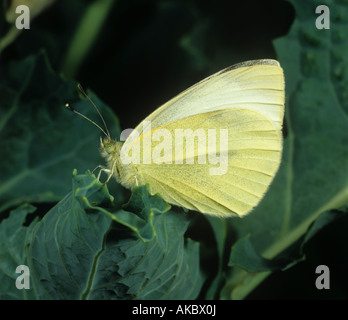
[2, 0, 294, 130]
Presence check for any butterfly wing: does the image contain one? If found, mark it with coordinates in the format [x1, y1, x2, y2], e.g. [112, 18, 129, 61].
[121, 59, 284, 216]
[132, 108, 282, 216]
[124, 59, 284, 149]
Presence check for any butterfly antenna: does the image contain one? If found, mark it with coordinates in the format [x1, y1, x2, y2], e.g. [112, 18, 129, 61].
[65, 103, 109, 138]
[77, 83, 111, 138]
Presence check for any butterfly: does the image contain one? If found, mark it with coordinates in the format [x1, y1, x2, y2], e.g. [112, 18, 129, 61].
[68, 59, 284, 217]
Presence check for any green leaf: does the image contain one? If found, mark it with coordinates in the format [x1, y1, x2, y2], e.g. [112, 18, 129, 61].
[228, 234, 297, 273]
[0, 204, 39, 299]
[222, 0, 348, 299]
[0, 171, 204, 300]
[0, 51, 121, 213]
[228, 208, 346, 275]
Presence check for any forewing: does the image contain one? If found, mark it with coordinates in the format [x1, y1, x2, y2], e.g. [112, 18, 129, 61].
[124, 59, 284, 149]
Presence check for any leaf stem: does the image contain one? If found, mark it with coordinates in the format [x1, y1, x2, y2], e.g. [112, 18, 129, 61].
[61, 0, 115, 78]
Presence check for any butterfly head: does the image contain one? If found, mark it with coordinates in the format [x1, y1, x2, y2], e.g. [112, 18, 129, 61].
[100, 135, 123, 160]
[100, 136, 115, 156]
[99, 136, 129, 185]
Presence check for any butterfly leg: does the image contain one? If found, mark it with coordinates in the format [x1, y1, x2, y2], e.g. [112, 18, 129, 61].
[92, 165, 111, 182]
[103, 160, 117, 184]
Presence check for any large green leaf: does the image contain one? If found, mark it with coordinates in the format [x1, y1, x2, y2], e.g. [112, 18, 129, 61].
[0, 171, 204, 300]
[0, 51, 121, 213]
[0, 51, 204, 300]
[220, 0, 348, 299]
